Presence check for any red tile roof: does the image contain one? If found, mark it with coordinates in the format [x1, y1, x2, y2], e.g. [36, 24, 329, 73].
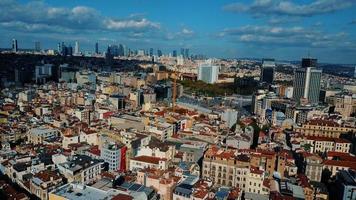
[111, 194, 133, 200]
[323, 160, 356, 170]
[131, 156, 165, 165]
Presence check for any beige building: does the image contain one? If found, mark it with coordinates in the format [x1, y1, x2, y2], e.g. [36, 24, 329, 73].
[294, 119, 356, 138]
[303, 153, 323, 182]
[27, 127, 61, 144]
[326, 93, 356, 118]
[30, 170, 63, 200]
[304, 136, 351, 153]
[136, 168, 179, 200]
[202, 146, 269, 194]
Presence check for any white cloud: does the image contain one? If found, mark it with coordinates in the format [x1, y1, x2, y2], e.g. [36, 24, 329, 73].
[0, 0, 160, 34]
[181, 28, 194, 35]
[219, 25, 355, 50]
[223, 0, 355, 17]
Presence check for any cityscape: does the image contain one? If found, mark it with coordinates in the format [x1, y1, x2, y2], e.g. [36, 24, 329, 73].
[0, 1, 356, 200]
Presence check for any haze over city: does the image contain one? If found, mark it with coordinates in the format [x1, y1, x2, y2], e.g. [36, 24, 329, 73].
[0, 0, 356, 63]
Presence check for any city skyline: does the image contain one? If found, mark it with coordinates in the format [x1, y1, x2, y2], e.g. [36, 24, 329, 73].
[0, 0, 356, 64]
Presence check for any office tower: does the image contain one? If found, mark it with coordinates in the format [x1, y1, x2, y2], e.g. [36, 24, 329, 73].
[95, 42, 99, 54]
[177, 55, 184, 65]
[198, 63, 219, 84]
[12, 39, 18, 52]
[354, 66, 356, 78]
[293, 58, 322, 105]
[335, 170, 356, 200]
[180, 48, 185, 58]
[61, 42, 66, 55]
[261, 58, 275, 84]
[108, 45, 119, 56]
[302, 58, 317, 68]
[123, 45, 128, 56]
[35, 41, 41, 52]
[105, 46, 114, 65]
[184, 48, 189, 59]
[74, 41, 79, 55]
[57, 43, 61, 53]
[149, 48, 153, 57]
[157, 49, 162, 57]
[172, 50, 177, 57]
[118, 44, 124, 56]
[68, 45, 73, 56]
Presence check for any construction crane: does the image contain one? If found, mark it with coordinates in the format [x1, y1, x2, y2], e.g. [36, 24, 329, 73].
[172, 71, 178, 112]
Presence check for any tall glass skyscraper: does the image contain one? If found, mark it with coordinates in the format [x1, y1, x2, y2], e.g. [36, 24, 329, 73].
[261, 58, 275, 84]
[293, 58, 322, 105]
[12, 39, 18, 52]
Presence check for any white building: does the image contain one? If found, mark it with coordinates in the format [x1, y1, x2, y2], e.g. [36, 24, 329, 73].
[130, 156, 168, 171]
[74, 41, 79, 55]
[100, 142, 125, 171]
[221, 109, 238, 128]
[56, 155, 103, 184]
[197, 63, 219, 84]
[35, 64, 53, 84]
[27, 127, 60, 144]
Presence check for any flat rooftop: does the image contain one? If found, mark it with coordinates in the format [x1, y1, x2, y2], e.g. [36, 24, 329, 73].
[51, 183, 123, 200]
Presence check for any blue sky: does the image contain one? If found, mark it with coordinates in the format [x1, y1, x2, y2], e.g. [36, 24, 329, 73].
[1, 0, 356, 63]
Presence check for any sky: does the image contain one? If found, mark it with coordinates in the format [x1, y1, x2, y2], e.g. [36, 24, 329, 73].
[0, 0, 356, 64]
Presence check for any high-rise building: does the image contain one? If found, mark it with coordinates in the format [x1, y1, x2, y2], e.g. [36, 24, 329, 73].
[35, 41, 41, 52]
[172, 50, 177, 57]
[198, 63, 219, 84]
[157, 49, 162, 57]
[74, 41, 79, 55]
[184, 48, 189, 59]
[149, 48, 153, 57]
[335, 170, 356, 200]
[354, 66, 356, 78]
[101, 142, 127, 172]
[108, 45, 119, 56]
[118, 44, 124, 56]
[12, 39, 18, 52]
[302, 58, 317, 68]
[177, 55, 184, 65]
[95, 42, 99, 54]
[57, 43, 61, 54]
[293, 58, 322, 105]
[180, 48, 185, 58]
[261, 58, 275, 84]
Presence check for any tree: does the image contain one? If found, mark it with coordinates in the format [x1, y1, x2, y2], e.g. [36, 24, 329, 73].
[301, 143, 312, 152]
[321, 168, 332, 185]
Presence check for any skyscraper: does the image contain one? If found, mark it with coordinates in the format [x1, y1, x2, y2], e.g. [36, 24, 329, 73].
[302, 58, 317, 68]
[57, 43, 61, 54]
[198, 63, 219, 84]
[149, 48, 153, 57]
[119, 44, 124, 56]
[157, 49, 162, 57]
[184, 48, 189, 59]
[180, 48, 185, 58]
[74, 41, 79, 55]
[261, 58, 275, 84]
[12, 39, 18, 52]
[95, 42, 99, 54]
[172, 50, 177, 57]
[293, 58, 322, 105]
[35, 41, 41, 52]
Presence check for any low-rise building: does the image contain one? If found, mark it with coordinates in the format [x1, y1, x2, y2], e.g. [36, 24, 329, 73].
[30, 170, 64, 200]
[56, 154, 104, 184]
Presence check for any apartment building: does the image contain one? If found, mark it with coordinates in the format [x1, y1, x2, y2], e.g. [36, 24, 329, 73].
[294, 119, 356, 138]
